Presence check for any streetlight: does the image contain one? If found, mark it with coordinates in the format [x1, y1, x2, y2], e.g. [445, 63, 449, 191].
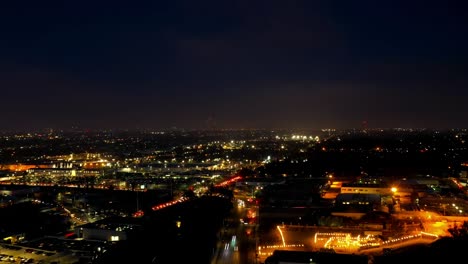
[441, 204, 447, 216]
[136, 184, 145, 211]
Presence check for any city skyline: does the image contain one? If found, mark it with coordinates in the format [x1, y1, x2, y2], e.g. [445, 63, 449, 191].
[1, 0, 467, 131]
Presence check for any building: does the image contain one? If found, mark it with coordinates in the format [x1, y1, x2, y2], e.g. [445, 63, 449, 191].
[75, 217, 143, 242]
[340, 182, 392, 196]
[26, 168, 103, 179]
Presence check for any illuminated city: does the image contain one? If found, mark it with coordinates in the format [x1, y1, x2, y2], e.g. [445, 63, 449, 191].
[0, 129, 467, 263]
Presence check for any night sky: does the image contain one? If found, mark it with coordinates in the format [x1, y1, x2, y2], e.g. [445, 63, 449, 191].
[1, 0, 467, 131]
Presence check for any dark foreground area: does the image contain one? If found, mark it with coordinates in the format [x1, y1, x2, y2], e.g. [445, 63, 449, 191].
[94, 195, 232, 264]
[265, 237, 468, 264]
[374, 237, 468, 264]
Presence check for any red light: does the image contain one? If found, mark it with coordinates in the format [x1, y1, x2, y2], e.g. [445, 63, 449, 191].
[132, 210, 144, 217]
[64, 232, 75, 238]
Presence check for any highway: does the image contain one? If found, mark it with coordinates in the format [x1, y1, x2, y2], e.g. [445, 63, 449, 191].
[211, 216, 243, 264]
[211, 217, 257, 264]
[211, 198, 258, 264]
[211, 235, 241, 264]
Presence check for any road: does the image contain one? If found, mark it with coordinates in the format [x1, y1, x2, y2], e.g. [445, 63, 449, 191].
[211, 219, 257, 264]
[211, 239, 241, 264]
[211, 199, 258, 264]
[211, 217, 242, 264]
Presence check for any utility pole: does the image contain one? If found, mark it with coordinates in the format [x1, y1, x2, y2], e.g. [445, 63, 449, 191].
[171, 179, 173, 198]
[136, 190, 139, 211]
[255, 202, 260, 264]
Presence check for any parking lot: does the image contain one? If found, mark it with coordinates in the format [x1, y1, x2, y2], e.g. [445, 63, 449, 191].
[0, 237, 108, 264]
[0, 244, 57, 263]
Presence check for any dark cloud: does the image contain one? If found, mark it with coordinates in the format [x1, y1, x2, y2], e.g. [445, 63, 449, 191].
[0, 0, 467, 131]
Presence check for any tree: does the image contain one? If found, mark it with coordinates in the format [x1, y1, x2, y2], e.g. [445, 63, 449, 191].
[237, 168, 255, 177]
[448, 221, 468, 240]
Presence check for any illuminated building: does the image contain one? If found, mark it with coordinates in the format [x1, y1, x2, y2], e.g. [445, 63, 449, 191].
[26, 168, 103, 178]
[75, 217, 142, 242]
[340, 182, 391, 195]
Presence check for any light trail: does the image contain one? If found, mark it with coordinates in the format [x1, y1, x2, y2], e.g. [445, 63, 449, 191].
[277, 225, 286, 247]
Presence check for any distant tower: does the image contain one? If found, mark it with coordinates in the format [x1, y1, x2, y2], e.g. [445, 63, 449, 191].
[205, 114, 217, 130]
[361, 120, 368, 132]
